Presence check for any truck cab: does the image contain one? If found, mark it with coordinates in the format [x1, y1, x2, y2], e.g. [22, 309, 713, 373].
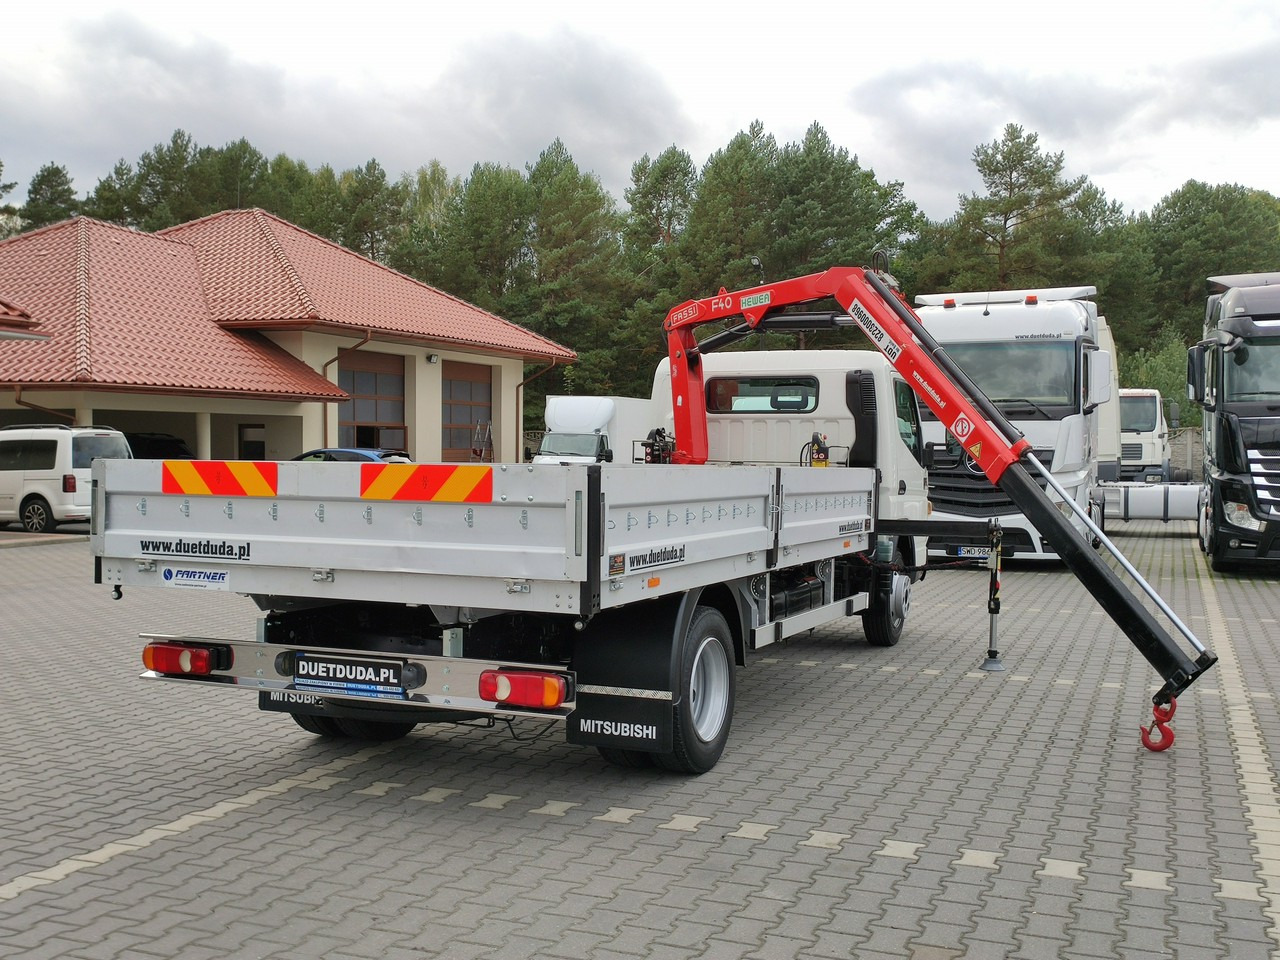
[1118, 388, 1173, 483]
[1187, 272, 1280, 570]
[650, 349, 931, 575]
[913, 287, 1113, 560]
[533, 396, 655, 464]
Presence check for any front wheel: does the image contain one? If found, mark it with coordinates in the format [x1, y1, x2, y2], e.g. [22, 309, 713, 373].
[654, 606, 735, 774]
[863, 548, 908, 647]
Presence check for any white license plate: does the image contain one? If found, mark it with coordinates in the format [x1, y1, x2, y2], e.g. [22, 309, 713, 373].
[956, 546, 990, 558]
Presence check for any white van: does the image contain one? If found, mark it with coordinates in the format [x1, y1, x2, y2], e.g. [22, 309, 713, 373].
[0, 424, 132, 532]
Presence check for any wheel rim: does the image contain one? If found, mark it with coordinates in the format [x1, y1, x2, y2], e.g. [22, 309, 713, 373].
[689, 635, 730, 742]
[23, 502, 48, 532]
[888, 572, 910, 629]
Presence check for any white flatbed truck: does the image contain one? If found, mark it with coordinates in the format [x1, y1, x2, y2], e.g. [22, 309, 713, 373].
[92, 267, 1216, 771]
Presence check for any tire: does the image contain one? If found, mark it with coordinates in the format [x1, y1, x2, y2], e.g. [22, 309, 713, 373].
[1208, 530, 1237, 573]
[290, 712, 347, 737]
[863, 547, 908, 647]
[597, 747, 654, 769]
[334, 717, 417, 741]
[1204, 498, 1237, 574]
[1209, 546, 1237, 574]
[20, 496, 53, 534]
[654, 606, 734, 774]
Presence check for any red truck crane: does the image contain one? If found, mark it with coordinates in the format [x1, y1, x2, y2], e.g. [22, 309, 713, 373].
[663, 265, 1216, 730]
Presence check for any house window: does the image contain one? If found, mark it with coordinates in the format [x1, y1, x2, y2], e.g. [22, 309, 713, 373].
[338, 352, 406, 452]
[239, 425, 265, 460]
[442, 361, 493, 462]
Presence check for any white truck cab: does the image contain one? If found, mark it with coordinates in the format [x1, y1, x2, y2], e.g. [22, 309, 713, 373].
[650, 349, 931, 572]
[1118, 388, 1172, 483]
[533, 396, 656, 464]
[914, 287, 1113, 560]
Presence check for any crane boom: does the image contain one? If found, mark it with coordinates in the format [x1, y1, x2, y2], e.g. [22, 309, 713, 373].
[663, 266, 1216, 705]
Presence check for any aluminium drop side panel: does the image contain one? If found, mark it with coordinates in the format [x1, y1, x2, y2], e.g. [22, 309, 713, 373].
[93, 459, 591, 613]
[595, 464, 776, 607]
[775, 466, 875, 557]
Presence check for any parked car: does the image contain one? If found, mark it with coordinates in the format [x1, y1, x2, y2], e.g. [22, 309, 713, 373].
[124, 432, 196, 459]
[290, 448, 411, 463]
[0, 424, 132, 532]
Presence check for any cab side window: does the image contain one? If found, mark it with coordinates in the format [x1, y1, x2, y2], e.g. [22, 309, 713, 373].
[893, 380, 925, 465]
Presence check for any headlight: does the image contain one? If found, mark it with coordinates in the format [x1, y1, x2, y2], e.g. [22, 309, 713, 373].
[1224, 501, 1263, 532]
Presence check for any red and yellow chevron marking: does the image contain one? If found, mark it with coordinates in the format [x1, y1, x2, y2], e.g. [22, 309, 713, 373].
[360, 463, 493, 503]
[161, 460, 279, 497]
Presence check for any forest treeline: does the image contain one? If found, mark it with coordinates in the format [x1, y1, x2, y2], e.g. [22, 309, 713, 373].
[3, 121, 1279, 414]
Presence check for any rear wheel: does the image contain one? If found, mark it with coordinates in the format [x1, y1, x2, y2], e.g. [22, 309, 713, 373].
[334, 717, 417, 741]
[20, 496, 53, 534]
[290, 713, 347, 737]
[597, 747, 654, 769]
[863, 547, 908, 647]
[654, 606, 734, 774]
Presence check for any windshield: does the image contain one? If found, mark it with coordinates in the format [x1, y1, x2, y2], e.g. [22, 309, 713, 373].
[73, 434, 132, 468]
[1120, 396, 1158, 432]
[538, 433, 604, 458]
[921, 341, 1077, 418]
[1224, 340, 1280, 401]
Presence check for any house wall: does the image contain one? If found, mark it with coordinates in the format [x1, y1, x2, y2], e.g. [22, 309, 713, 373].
[266, 331, 523, 462]
[0, 391, 311, 459]
[0, 336, 528, 462]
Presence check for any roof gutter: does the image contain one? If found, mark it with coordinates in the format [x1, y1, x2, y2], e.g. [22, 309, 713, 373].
[13, 385, 76, 423]
[321, 329, 374, 445]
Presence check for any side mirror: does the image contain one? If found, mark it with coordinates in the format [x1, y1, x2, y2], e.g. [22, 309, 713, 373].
[1186, 345, 1208, 408]
[1168, 402, 1181, 429]
[1087, 350, 1113, 407]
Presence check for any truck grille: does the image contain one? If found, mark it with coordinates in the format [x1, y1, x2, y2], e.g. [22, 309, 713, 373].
[927, 450, 1052, 516]
[1121, 442, 1143, 460]
[1249, 447, 1280, 517]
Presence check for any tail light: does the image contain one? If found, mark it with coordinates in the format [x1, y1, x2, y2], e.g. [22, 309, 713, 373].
[479, 670, 567, 709]
[63, 474, 76, 493]
[142, 641, 230, 675]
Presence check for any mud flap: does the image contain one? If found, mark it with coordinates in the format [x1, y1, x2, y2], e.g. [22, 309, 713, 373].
[566, 595, 685, 754]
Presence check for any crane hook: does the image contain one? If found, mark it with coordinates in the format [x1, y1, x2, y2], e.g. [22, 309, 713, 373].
[1140, 699, 1177, 752]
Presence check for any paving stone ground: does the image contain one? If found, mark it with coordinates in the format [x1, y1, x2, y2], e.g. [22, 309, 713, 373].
[0, 521, 1277, 959]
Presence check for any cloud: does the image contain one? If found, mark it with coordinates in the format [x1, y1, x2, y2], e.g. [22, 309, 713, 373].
[846, 36, 1280, 220]
[0, 16, 691, 207]
[409, 29, 695, 198]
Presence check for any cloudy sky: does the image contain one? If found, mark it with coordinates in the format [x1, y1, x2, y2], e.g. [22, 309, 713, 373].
[4, 1, 1279, 222]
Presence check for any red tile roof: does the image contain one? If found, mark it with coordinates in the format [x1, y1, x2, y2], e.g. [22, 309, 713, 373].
[0, 218, 346, 400]
[0, 296, 45, 339]
[0, 210, 574, 400]
[159, 209, 575, 362]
